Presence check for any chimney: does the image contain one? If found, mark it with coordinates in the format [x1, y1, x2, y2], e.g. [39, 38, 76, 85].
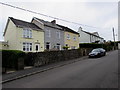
[79, 27, 82, 30]
[51, 20, 56, 24]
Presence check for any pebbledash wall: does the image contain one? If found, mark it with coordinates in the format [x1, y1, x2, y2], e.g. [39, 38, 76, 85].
[25, 48, 92, 67]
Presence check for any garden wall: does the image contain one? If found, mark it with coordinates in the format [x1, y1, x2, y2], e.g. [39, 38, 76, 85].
[2, 48, 92, 73]
[25, 48, 92, 67]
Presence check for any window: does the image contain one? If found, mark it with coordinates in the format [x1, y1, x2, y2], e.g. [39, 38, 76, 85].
[56, 31, 60, 39]
[67, 34, 70, 39]
[46, 42, 50, 50]
[23, 28, 32, 38]
[46, 30, 51, 37]
[23, 42, 32, 51]
[56, 43, 61, 50]
[73, 36, 76, 41]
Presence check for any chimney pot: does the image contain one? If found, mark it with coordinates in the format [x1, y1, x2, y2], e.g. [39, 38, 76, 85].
[51, 20, 56, 24]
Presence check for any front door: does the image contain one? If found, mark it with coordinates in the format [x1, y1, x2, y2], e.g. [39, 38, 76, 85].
[35, 44, 40, 52]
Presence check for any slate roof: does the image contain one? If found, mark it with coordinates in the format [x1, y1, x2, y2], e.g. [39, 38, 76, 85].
[57, 24, 79, 34]
[32, 17, 62, 30]
[9, 17, 42, 30]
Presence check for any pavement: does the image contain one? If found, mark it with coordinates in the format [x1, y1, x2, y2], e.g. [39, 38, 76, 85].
[2, 56, 88, 84]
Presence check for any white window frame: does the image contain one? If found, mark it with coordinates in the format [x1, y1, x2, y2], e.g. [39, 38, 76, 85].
[56, 43, 61, 50]
[46, 30, 51, 37]
[56, 31, 60, 39]
[67, 34, 70, 40]
[23, 42, 32, 51]
[73, 36, 76, 41]
[23, 28, 32, 38]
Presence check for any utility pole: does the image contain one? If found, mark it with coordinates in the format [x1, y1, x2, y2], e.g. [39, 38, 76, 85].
[113, 27, 116, 50]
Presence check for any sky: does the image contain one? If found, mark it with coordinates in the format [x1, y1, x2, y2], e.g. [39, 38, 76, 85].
[0, 0, 119, 41]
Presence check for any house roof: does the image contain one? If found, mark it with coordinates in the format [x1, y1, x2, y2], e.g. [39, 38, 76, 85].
[9, 17, 43, 30]
[3, 17, 43, 36]
[32, 17, 62, 30]
[57, 24, 79, 35]
[92, 32, 99, 36]
[81, 30, 104, 39]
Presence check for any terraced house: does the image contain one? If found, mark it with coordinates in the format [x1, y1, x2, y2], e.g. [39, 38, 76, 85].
[32, 17, 80, 50]
[57, 24, 79, 49]
[32, 17, 64, 50]
[3, 17, 44, 52]
[2, 17, 79, 52]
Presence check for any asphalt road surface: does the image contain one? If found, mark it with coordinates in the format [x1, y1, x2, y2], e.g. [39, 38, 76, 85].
[3, 50, 118, 88]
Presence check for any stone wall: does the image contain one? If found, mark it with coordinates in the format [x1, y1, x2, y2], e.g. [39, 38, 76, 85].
[25, 48, 92, 67]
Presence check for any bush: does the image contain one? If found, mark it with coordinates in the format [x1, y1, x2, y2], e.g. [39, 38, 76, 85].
[79, 43, 103, 48]
[79, 43, 113, 51]
[2, 50, 25, 69]
[63, 46, 70, 50]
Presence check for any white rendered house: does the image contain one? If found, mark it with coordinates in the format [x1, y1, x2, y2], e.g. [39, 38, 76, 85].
[78, 27, 104, 43]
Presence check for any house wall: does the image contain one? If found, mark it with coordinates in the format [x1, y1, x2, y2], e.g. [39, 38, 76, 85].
[4, 19, 44, 52]
[0, 42, 2, 50]
[78, 28, 91, 43]
[32, 19, 44, 30]
[0, 42, 9, 50]
[91, 35, 104, 43]
[16, 28, 44, 52]
[64, 31, 79, 49]
[32, 19, 64, 50]
[78, 27, 104, 43]
[4, 19, 18, 50]
[44, 26, 64, 50]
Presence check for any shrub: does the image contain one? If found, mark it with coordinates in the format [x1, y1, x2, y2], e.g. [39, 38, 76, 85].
[79, 43, 114, 51]
[2, 50, 25, 69]
[79, 43, 103, 48]
[63, 46, 70, 50]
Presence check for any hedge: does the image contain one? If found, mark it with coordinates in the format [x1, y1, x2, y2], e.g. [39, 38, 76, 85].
[79, 43, 113, 51]
[1, 50, 25, 69]
[79, 43, 104, 48]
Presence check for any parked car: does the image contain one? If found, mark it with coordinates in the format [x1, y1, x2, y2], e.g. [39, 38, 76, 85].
[89, 48, 106, 58]
[97, 48, 106, 55]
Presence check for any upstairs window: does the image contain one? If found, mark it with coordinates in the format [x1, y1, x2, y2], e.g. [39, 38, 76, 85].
[46, 30, 51, 37]
[56, 31, 60, 39]
[67, 34, 70, 39]
[73, 36, 76, 41]
[23, 28, 32, 38]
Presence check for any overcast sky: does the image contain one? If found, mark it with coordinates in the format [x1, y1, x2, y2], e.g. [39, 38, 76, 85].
[0, 0, 119, 41]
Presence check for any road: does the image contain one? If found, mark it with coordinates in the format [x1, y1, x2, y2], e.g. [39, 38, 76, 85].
[3, 50, 118, 88]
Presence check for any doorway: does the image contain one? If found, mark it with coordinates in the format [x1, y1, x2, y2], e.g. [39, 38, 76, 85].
[35, 44, 40, 52]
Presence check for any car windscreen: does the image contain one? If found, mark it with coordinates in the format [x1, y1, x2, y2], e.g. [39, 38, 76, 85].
[92, 49, 100, 52]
